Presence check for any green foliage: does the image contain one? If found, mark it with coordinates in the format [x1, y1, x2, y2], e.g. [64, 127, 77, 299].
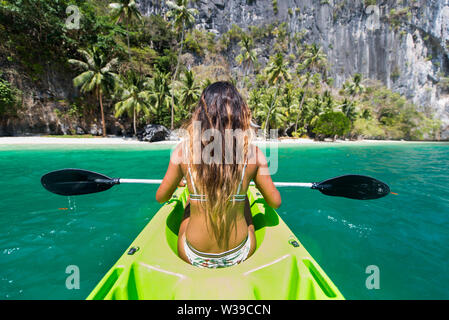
[179, 69, 201, 112]
[68, 46, 120, 136]
[69, 47, 119, 94]
[265, 52, 290, 86]
[390, 67, 401, 81]
[166, 0, 199, 129]
[109, 0, 143, 59]
[154, 49, 178, 74]
[166, 0, 198, 31]
[299, 43, 328, 74]
[109, 0, 142, 26]
[0, 0, 124, 66]
[438, 77, 449, 92]
[364, 0, 377, 6]
[184, 29, 216, 56]
[272, 0, 278, 15]
[146, 70, 174, 127]
[341, 99, 358, 123]
[313, 112, 351, 139]
[0, 77, 20, 116]
[248, 23, 276, 42]
[53, 103, 85, 124]
[219, 24, 244, 47]
[0, 0, 442, 141]
[352, 118, 386, 139]
[141, 15, 177, 52]
[420, 117, 443, 140]
[344, 73, 365, 96]
[356, 83, 441, 140]
[255, 87, 287, 132]
[114, 70, 152, 135]
[387, 7, 410, 29]
[235, 34, 259, 78]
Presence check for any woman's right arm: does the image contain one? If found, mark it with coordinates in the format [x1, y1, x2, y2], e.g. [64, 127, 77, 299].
[253, 146, 281, 209]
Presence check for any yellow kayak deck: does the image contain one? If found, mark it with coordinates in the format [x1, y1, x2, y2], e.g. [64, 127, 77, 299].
[87, 186, 344, 300]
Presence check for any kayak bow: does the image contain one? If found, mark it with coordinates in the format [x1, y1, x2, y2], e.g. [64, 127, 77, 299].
[87, 186, 344, 300]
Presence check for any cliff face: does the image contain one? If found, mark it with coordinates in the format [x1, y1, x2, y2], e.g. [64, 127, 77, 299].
[139, 0, 449, 138]
[3, 0, 448, 138]
[0, 62, 123, 137]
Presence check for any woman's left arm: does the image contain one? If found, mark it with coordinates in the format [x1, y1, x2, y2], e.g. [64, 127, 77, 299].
[156, 144, 184, 203]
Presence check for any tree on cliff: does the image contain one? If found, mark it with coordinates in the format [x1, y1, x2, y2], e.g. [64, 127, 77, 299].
[301, 43, 328, 75]
[235, 34, 259, 86]
[69, 47, 119, 137]
[166, 0, 198, 130]
[109, 0, 142, 60]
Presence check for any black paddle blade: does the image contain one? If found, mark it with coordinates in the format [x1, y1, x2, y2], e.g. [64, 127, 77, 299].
[41, 169, 118, 196]
[312, 175, 390, 200]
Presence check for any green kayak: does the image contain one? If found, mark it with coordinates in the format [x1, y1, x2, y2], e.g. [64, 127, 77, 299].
[87, 186, 344, 300]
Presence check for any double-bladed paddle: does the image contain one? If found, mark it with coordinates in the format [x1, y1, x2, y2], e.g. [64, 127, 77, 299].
[41, 169, 390, 200]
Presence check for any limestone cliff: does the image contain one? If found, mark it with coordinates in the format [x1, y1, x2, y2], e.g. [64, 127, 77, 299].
[139, 0, 449, 138]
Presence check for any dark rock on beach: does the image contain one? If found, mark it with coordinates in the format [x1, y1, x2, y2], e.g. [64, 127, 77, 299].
[137, 124, 171, 142]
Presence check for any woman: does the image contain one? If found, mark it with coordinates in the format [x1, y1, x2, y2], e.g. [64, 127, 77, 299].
[156, 82, 281, 268]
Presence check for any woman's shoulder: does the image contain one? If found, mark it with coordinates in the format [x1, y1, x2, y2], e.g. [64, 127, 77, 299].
[170, 142, 185, 165]
[248, 144, 266, 167]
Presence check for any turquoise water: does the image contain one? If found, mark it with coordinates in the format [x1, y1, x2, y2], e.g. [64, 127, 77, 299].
[1, 142, 448, 300]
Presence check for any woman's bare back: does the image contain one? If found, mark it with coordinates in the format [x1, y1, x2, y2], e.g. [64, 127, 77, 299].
[157, 143, 281, 263]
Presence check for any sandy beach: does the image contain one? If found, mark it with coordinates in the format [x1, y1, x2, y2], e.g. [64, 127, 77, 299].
[0, 136, 148, 145]
[0, 136, 438, 146]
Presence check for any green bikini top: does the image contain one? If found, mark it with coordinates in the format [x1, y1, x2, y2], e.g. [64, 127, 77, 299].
[184, 140, 248, 202]
[187, 161, 248, 202]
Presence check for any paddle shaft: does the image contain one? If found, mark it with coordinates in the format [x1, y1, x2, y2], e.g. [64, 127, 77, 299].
[42, 169, 389, 199]
[118, 179, 313, 188]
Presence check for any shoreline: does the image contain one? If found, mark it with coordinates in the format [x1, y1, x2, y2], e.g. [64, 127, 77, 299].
[0, 136, 446, 146]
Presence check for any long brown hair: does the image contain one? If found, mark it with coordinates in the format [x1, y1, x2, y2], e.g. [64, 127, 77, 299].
[184, 81, 253, 249]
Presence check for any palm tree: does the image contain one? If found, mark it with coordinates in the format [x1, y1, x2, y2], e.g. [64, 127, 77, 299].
[299, 99, 312, 130]
[361, 108, 372, 120]
[235, 34, 259, 85]
[69, 47, 119, 137]
[179, 69, 201, 111]
[305, 94, 326, 133]
[152, 0, 163, 15]
[114, 71, 152, 135]
[201, 78, 212, 90]
[345, 73, 365, 96]
[341, 98, 358, 123]
[294, 72, 311, 132]
[109, 0, 142, 60]
[257, 90, 287, 135]
[166, 0, 198, 129]
[309, 94, 325, 116]
[322, 90, 334, 111]
[301, 43, 327, 73]
[148, 70, 173, 124]
[279, 84, 297, 125]
[263, 52, 291, 138]
[249, 88, 263, 123]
